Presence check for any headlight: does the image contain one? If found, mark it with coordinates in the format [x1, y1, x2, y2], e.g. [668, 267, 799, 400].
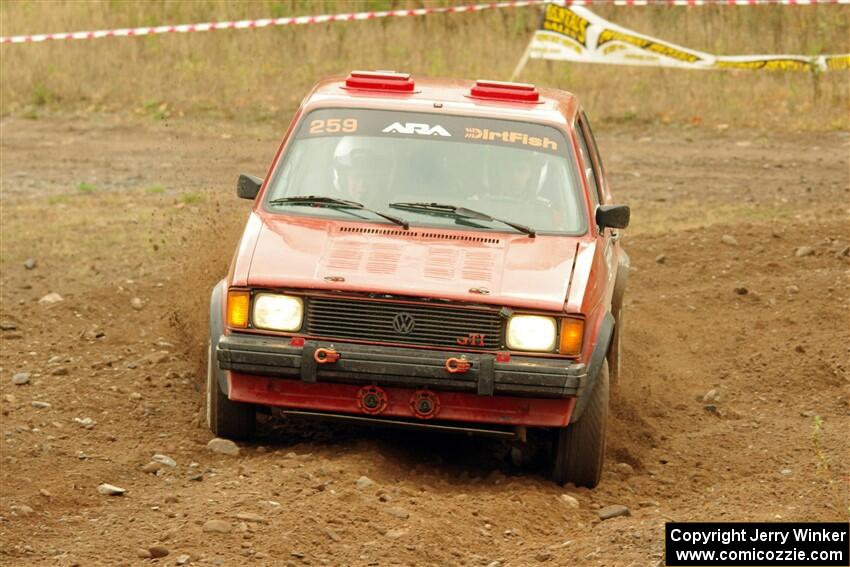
[506, 315, 557, 352]
[252, 293, 303, 331]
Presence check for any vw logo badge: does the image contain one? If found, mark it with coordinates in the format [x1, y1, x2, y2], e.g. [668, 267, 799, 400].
[392, 312, 416, 335]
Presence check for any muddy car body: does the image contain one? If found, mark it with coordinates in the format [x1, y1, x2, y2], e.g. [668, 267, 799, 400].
[208, 72, 630, 487]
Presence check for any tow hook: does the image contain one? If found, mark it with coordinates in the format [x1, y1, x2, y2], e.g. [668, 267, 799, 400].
[410, 390, 440, 419]
[357, 385, 388, 415]
[445, 357, 471, 373]
[314, 347, 340, 364]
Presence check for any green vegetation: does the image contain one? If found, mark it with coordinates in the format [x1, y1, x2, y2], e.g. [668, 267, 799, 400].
[0, 1, 847, 129]
[180, 192, 204, 204]
[76, 182, 97, 193]
[146, 185, 166, 194]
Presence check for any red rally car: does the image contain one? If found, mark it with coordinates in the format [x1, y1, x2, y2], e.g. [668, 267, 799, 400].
[207, 71, 630, 488]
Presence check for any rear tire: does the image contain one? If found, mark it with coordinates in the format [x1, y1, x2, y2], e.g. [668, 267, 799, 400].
[552, 360, 609, 488]
[206, 340, 255, 440]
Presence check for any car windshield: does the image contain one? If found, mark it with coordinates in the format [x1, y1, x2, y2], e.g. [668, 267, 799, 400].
[264, 108, 587, 235]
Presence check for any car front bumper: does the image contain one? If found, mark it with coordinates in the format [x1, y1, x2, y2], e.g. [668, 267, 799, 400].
[217, 333, 585, 399]
[216, 333, 586, 428]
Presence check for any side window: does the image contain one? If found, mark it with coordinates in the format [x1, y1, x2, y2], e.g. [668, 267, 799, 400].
[580, 111, 607, 201]
[575, 119, 600, 210]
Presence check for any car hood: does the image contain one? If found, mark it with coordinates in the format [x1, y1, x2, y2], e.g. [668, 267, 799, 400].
[246, 214, 585, 312]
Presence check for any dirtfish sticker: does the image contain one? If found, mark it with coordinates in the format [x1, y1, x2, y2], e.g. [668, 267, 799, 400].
[382, 122, 451, 137]
[464, 128, 558, 151]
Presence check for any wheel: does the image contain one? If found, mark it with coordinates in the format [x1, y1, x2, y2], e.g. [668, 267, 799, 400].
[608, 305, 623, 386]
[207, 282, 256, 439]
[552, 360, 609, 488]
[206, 339, 255, 440]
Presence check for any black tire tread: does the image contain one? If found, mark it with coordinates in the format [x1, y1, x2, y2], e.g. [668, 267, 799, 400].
[552, 360, 609, 488]
[207, 342, 255, 440]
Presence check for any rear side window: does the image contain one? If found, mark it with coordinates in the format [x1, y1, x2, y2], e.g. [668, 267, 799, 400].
[580, 112, 606, 200]
[575, 120, 600, 210]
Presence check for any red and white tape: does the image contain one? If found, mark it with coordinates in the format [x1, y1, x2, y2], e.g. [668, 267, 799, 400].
[2, 0, 847, 45]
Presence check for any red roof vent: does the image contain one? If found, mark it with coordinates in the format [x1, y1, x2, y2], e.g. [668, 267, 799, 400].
[344, 70, 415, 93]
[469, 80, 540, 103]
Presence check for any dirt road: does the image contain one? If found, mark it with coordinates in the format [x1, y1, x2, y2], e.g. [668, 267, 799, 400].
[1, 115, 847, 566]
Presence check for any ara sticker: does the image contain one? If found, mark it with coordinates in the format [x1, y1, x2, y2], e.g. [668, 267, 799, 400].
[382, 122, 451, 137]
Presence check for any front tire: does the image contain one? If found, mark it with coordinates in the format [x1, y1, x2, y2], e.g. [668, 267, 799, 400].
[552, 360, 609, 488]
[608, 305, 623, 385]
[206, 340, 255, 440]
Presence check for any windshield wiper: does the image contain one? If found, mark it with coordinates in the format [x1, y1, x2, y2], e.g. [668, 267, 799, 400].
[389, 202, 535, 238]
[268, 196, 409, 230]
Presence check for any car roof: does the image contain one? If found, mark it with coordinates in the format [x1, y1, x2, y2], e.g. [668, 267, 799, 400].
[302, 74, 581, 130]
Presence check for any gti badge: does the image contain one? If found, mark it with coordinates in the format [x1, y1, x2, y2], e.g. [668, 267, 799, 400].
[457, 333, 486, 346]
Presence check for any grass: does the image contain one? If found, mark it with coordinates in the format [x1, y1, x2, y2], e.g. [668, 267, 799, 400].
[146, 185, 166, 194]
[76, 182, 97, 194]
[180, 192, 204, 205]
[0, 1, 847, 129]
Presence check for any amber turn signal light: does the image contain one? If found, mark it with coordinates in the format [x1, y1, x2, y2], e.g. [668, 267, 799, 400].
[559, 318, 584, 355]
[227, 290, 250, 328]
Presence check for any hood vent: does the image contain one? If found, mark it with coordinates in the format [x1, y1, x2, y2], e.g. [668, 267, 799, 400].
[338, 225, 501, 245]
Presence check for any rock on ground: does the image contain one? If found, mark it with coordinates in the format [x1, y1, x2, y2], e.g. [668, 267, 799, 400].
[558, 494, 580, 509]
[235, 512, 267, 523]
[206, 437, 240, 456]
[11, 372, 30, 385]
[148, 545, 169, 558]
[203, 519, 232, 533]
[152, 454, 177, 467]
[96, 483, 126, 496]
[597, 505, 631, 521]
[38, 292, 63, 305]
[387, 507, 410, 520]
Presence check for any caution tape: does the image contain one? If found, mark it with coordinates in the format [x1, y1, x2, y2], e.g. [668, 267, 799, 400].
[2, 0, 848, 45]
[512, 3, 850, 76]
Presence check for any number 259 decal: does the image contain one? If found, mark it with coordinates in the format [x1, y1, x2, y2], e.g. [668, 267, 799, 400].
[309, 118, 358, 134]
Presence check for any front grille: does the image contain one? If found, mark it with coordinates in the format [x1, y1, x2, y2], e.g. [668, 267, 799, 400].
[305, 296, 503, 350]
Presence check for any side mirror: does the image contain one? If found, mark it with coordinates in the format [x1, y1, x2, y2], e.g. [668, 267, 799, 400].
[237, 174, 263, 200]
[596, 204, 630, 230]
